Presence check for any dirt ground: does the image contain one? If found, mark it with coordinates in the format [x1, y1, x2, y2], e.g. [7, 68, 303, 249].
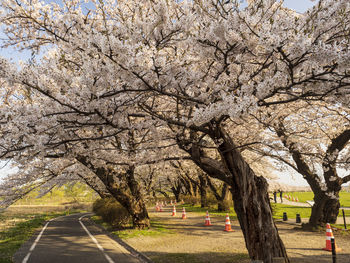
[124, 207, 350, 263]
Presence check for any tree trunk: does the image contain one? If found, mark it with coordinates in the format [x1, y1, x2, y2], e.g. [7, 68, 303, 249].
[198, 174, 208, 208]
[207, 177, 230, 211]
[308, 190, 340, 227]
[218, 184, 230, 212]
[210, 126, 289, 263]
[76, 157, 150, 229]
[323, 198, 340, 223]
[171, 186, 181, 202]
[176, 126, 289, 262]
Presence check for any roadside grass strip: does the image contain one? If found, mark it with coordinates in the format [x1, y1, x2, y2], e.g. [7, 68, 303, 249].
[91, 215, 173, 239]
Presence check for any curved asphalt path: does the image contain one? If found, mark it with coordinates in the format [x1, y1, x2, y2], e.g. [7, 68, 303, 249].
[13, 213, 144, 263]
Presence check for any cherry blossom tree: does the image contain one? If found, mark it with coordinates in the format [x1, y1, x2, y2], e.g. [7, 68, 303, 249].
[247, 101, 350, 227]
[1, 0, 350, 262]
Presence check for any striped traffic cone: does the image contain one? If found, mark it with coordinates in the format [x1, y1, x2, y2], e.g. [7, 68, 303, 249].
[159, 205, 163, 212]
[182, 207, 187, 219]
[292, 197, 295, 201]
[295, 197, 299, 202]
[224, 213, 234, 232]
[323, 223, 341, 252]
[204, 211, 212, 226]
[170, 200, 173, 205]
[172, 205, 176, 216]
[288, 195, 291, 200]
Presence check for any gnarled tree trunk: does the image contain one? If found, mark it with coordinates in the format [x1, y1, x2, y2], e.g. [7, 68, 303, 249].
[207, 177, 230, 211]
[198, 173, 208, 207]
[177, 125, 289, 263]
[77, 157, 150, 229]
[211, 126, 289, 263]
[308, 190, 340, 227]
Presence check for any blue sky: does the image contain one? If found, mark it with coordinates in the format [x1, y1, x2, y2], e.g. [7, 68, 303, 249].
[0, 0, 322, 187]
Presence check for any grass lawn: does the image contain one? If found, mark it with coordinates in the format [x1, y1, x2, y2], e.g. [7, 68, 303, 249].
[0, 206, 88, 263]
[284, 191, 350, 207]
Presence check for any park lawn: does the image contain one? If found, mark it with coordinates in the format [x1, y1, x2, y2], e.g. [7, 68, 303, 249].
[284, 191, 350, 207]
[171, 203, 350, 222]
[273, 203, 350, 222]
[272, 204, 312, 220]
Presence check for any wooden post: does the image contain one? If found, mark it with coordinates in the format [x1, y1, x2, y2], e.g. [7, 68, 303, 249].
[331, 237, 336, 263]
[342, 209, 347, 230]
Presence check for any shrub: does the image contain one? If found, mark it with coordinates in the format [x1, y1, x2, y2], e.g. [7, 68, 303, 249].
[92, 198, 131, 228]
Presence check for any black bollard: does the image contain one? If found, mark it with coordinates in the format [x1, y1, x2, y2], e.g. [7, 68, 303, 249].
[296, 214, 301, 223]
[283, 212, 288, 221]
[331, 237, 336, 263]
[342, 209, 347, 230]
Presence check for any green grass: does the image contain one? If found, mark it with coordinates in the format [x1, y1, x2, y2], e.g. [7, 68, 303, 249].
[149, 252, 250, 263]
[284, 191, 350, 207]
[272, 204, 312, 219]
[14, 182, 98, 206]
[273, 203, 350, 219]
[91, 215, 174, 239]
[157, 202, 350, 222]
[0, 209, 86, 263]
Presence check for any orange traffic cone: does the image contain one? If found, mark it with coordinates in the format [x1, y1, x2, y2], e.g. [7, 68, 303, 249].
[172, 205, 176, 216]
[224, 213, 234, 232]
[284, 194, 288, 199]
[323, 223, 341, 252]
[182, 207, 187, 219]
[292, 197, 295, 201]
[288, 195, 291, 200]
[170, 200, 173, 205]
[204, 211, 212, 226]
[159, 205, 163, 212]
[295, 197, 299, 202]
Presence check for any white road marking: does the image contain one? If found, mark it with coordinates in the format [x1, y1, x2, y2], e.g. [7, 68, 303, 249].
[22, 219, 52, 263]
[21, 213, 85, 263]
[79, 214, 115, 263]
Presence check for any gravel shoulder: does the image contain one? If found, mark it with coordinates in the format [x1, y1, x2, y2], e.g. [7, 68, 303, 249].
[122, 206, 350, 263]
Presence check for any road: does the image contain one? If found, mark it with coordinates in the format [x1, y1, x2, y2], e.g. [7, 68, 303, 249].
[13, 213, 144, 263]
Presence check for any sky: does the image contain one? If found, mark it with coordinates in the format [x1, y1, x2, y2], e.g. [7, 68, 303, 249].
[0, 0, 333, 187]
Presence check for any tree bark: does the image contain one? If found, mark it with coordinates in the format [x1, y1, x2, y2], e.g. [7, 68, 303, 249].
[198, 174, 208, 208]
[76, 157, 150, 229]
[207, 177, 230, 211]
[210, 126, 289, 263]
[176, 126, 289, 262]
[217, 184, 230, 212]
[308, 190, 340, 227]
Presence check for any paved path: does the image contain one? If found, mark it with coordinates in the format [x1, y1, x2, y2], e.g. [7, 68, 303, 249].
[13, 213, 143, 263]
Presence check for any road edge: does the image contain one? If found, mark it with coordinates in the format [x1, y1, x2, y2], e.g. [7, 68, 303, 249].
[87, 215, 154, 263]
[12, 212, 88, 263]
